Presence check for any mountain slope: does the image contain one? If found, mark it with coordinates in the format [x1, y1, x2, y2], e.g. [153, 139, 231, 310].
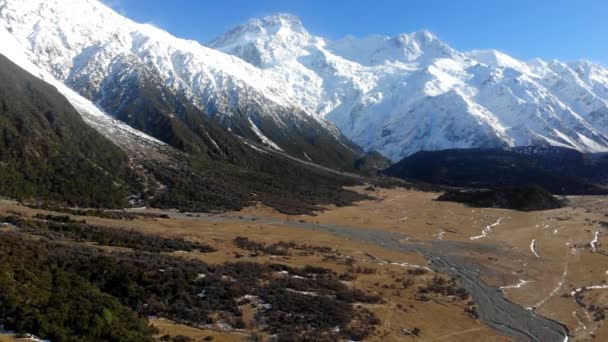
[0, 53, 133, 207]
[4, 1, 607, 164]
[209, 14, 608, 161]
[383, 146, 608, 195]
[0, 0, 361, 170]
[0, 28, 369, 214]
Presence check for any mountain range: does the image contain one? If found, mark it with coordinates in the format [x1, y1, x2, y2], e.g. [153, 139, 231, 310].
[208, 14, 608, 160]
[1, 0, 608, 210]
[0, 2, 369, 212]
[0, 0, 363, 171]
[1, 0, 608, 164]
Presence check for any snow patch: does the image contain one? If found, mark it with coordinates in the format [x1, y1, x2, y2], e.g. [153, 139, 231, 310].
[530, 239, 541, 258]
[470, 217, 503, 240]
[499, 279, 533, 290]
[248, 117, 283, 151]
[590, 231, 600, 253]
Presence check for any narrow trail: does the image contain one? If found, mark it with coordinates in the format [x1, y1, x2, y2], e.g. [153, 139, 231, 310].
[383, 304, 394, 331]
[572, 310, 586, 332]
[529, 248, 569, 310]
[433, 327, 485, 341]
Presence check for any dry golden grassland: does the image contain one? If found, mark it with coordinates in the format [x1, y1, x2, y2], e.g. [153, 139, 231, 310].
[1, 186, 606, 341]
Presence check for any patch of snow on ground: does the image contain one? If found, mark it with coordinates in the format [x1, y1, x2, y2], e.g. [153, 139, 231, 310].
[248, 117, 283, 151]
[470, 217, 503, 240]
[500, 279, 533, 290]
[570, 284, 608, 297]
[530, 239, 541, 258]
[590, 231, 600, 253]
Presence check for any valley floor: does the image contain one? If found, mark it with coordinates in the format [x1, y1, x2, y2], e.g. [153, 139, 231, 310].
[1, 186, 607, 341]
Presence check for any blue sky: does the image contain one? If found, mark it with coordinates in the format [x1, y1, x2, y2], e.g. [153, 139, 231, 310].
[103, 0, 607, 64]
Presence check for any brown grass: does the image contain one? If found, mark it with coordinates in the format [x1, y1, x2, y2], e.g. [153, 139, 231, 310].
[2, 187, 607, 341]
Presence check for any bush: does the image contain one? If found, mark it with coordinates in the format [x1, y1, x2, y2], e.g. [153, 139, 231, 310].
[0, 231, 381, 341]
[4, 215, 215, 253]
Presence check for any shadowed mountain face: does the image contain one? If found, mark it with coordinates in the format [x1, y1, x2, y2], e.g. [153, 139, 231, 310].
[384, 146, 608, 195]
[0, 54, 133, 207]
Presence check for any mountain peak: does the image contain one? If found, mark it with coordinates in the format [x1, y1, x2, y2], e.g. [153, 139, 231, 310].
[208, 13, 315, 67]
[465, 49, 534, 75]
[411, 29, 438, 42]
[326, 29, 454, 66]
[254, 13, 303, 28]
[224, 12, 308, 38]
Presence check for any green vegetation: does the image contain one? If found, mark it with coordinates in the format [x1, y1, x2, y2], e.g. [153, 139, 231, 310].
[0, 54, 134, 208]
[143, 154, 369, 214]
[436, 185, 565, 211]
[27, 205, 170, 220]
[0, 233, 156, 341]
[3, 215, 215, 253]
[0, 53, 374, 214]
[0, 219, 381, 341]
[233, 236, 334, 256]
[384, 146, 608, 195]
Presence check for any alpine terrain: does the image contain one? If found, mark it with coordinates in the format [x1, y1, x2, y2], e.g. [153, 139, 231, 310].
[209, 14, 608, 160]
[0, 0, 363, 171]
[2, 1, 608, 342]
[2, 0, 608, 163]
[0, 6, 369, 214]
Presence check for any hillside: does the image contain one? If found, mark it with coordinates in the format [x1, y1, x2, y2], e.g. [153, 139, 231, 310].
[0, 54, 133, 207]
[0, 49, 370, 213]
[435, 186, 565, 211]
[0, 0, 362, 171]
[383, 146, 608, 195]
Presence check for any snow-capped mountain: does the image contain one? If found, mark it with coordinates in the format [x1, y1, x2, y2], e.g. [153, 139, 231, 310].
[2, 0, 607, 163]
[209, 14, 608, 161]
[0, 24, 168, 156]
[0, 0, 361, 170]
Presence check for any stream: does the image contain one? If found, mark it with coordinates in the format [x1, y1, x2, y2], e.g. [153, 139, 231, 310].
[129, 209, 570, 342]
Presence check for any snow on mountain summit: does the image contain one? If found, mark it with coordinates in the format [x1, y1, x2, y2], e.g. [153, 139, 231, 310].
[210, 14, 608, 160]
[465, 49, 536, 75]
[208, 13, 316, 67]
[1, 0, 607, 161]
[0, 0, 301, 114]
[0, 1, 364, 168]
[328, 30, 456, 66]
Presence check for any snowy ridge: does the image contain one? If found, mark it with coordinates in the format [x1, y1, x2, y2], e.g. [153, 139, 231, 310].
[210, 14, 608, 160]
[0, 26, 167, 155]
[0, 0, 341, 145]
[1, 1, 608, 161]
